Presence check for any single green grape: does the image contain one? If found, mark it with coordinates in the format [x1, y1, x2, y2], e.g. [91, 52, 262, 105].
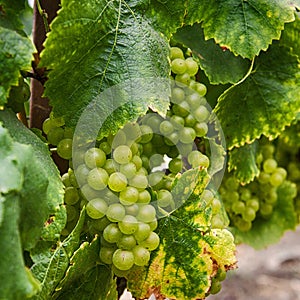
[47, 127, 64, 146]
[113, 145, 132, 164]
[168, 158, 183, 174]
[136, 204, 156, 223]
[171, 58, 187, 74]
[118, 215, 139, 234]
[157, 189, 173, 207]
[112, 249, 135, 271]
[103, 223, 123, 243]
[132, 245, 150, 266]
[263, 158, 277, 174]
[57, 138, 73, 160]
[179, 127, 196, 144]
[119, 186, 139, 205]
[134, 222, 151, 242]
[87, 168, 109, 190]
[99, 246, 116, 264]
[108, 172, 127, 192]
[170, 47, 184, 60]
[86, 198, 108, 219]
[117, 234, 137, 250]
[84, 147, 107, 169]
[129, 174, 148, 190]
[106, 203, 126, 222]
[138, 190, 151, 204]
[185, 57, 199, 76]
[64, 186, 80, 205]
[139, 232, 160, 251]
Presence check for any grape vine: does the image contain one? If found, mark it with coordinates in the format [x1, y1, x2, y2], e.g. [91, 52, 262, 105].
[0, 1, 299, 300]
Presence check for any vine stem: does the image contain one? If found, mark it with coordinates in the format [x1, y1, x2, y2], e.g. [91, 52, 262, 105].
[35, 0, 50, 33]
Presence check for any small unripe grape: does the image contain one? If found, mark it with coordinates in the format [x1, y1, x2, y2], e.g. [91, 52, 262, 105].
[64, 186, 80, 205]
[57, 138, 73, 160]
[87, 168, 109, 190]
[112, 249, 135, 271]
[106, 203, 126, 222]
[103, 223, 123, 243]
[86, 198, 108, 219]
[84, 148, 106, 169]
[136, 204, 156, 223]
[132, 245, 150, 266]
[263, 158, 277, 174]
[171, 58, 187, 74]
[113, 145, 132, 164]
[119, 186, 139, 205]
[118, 215, 138, 234]
[99, 247, 115, 264]
[185, 57, 199, 76]
[108, 172, 127, 192]
[139, 232, 160, 251]
[117, 235, 137, 250]
[170, 47, 184, 60]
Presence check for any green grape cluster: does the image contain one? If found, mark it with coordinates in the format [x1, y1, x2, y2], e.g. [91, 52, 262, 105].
[48, 46, 215, 277]
[220, 143, 288, 232]
[275, 139, 300, 220]
[42, 112, 74, 159]
[60, 168, 87, 236]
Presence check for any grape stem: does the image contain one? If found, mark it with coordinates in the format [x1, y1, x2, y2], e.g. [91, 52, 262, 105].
[35, 0, 50, 33]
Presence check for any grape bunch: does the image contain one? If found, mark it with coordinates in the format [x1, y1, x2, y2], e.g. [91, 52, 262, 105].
[275, 138, 300, 221]
[42, 47, 216, 276]
[220, 143, 288, 232]
[42, 112, 74, 160]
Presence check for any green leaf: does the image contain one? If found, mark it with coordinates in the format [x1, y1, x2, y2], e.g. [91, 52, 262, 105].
[228, 142, 260, 184]
[232, 181, 298, 249]
[141, 0, 186, 37]
[281, 13, 300, 57]
[53, 236, 117, 300]
[0, 123, 54, 299]
[40, 0, 170, 129]
[128, 169, 236, 299]
[0, 0, 26, 32]
[279, 114, 300, 148]
[0, 109, 66, 241]
[214, 43, 300, 149]
[186, 0, 295, 58]
[61, 207, 86, 258]
[128, 222, 236, 300]
[30, 242, 70, 300]
[30, 209, 87, 299]
[173, 24, 251, 84]
[0, 27, 34, 105]
[0, 193, 40, 300]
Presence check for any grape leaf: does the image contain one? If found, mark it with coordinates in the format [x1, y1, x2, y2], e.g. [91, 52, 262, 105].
[40, 0, 170, 129]
[214, 43, 300, 150]
[279, 114, 300, 147]
[0, 123, 53, 299]
[185, 0, 295, 58]
[127, 169, 236, 299]
[0, 0, 26, 32]
[53, 237, 117, 300]
[142, 0, 186, 37]
[0, 26, 34, 106]
[232, 181, 298, 249]
[0, 109, 66, 241]
[228, 142, 260, 184]
[30, 210, 86, 299]
[173, 24, 251, 84]
[281, 13, 300, 57]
